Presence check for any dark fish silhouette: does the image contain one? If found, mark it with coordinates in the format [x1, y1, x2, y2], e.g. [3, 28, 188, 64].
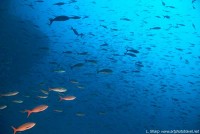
[49, 16, 70, 25]
[49, 15, 81, 25]
[126, 49, 139, 53]
[71, 27, 84, 37]
[125, 53, 136, 57]
[163, 15, 170, 19]
[161, 1, 166, 6]
[192, 23, 196, 30]
[53, 2, 66, 6]
[150, 27, 161, 30]
[70, 63, 84, 69]
[71, 27, 79, 36]
[166, 6, 175, 8]
[97, 69, 113, 74]
[100, 25, 108, 29]
[120, 18, 131, 21]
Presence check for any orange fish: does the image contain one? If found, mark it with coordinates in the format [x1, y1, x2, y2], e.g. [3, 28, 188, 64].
[12, 122, 36, 134]
[59, 96, 76, 101]
[24, 105, 48, 117]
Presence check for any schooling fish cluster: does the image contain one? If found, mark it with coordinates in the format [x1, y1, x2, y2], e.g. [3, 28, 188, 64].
[0, 88, 76, 134]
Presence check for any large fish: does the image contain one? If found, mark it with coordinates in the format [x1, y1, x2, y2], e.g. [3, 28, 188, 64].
[49, 16, 70, 25]
[11, 122, 36, 134]
[49, 15, 81, 25]
[24, 105, 48, 117]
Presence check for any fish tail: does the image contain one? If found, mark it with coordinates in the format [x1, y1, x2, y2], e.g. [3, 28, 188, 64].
[11, 126, 17, 134]
[59, 96, 63, 101]
[49, 18, 53, 25]
[25, 110, 32, 118]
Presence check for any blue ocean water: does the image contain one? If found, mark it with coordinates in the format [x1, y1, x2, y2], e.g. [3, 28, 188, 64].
[0, 0, 200, 134]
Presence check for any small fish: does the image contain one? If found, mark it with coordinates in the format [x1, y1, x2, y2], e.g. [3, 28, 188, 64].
[126, 49, 139, 53]
[71, 27, 84, 37]
[100, 42, 109, 46]
[54, 109, 63, 112]
[120, 18, 131, 21]
[192, 23, 196, 30]
[76, 85, 85, 89]
[12, 122, 36, 134]
[70, 63, 84, 69]
[49, 16, 70, 25]
[24, 105, 48, 117]
[126, 53, 137, 57]
[0, 105, 7, 110]
[71, 27, 79, 36]
[150, 27, 161, 30]
[85, 59, 97, 64]
[161, 1, 165, 6]
[97, 69, 113, 74]
[110, 28, 118, 31]
[70, 79, 79, 84]
[49, 61, 58, 64]
[63, 51, 73, 54]
[166, 6, 175, 8]
[69, 0, 77, 4]
[41, 89, 49, 95]
[37, 96, 48, 99]
[77, 52, 88, 55]
[59, 96, 76, 101]
[175, 48, 184, 51]
[100, 25, 108, 29]
[53, 69, 66, 73]
[0, 91, 19, 97]
[163, 15, 170, 19]
[177, 24, 185, 27]
[76, 112, 85, 116]
[53, 2, 66, 6]
[12, 100, 23, 104]
[49, 87, 67, 93]
[99, 112, 106, 115]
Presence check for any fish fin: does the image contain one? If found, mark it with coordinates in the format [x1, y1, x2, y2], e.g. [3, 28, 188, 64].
[11, 126, 17, 134]
[25, 110, 32, 118]
[49, 18, 53, 25]
[59, 96, 63, 101]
